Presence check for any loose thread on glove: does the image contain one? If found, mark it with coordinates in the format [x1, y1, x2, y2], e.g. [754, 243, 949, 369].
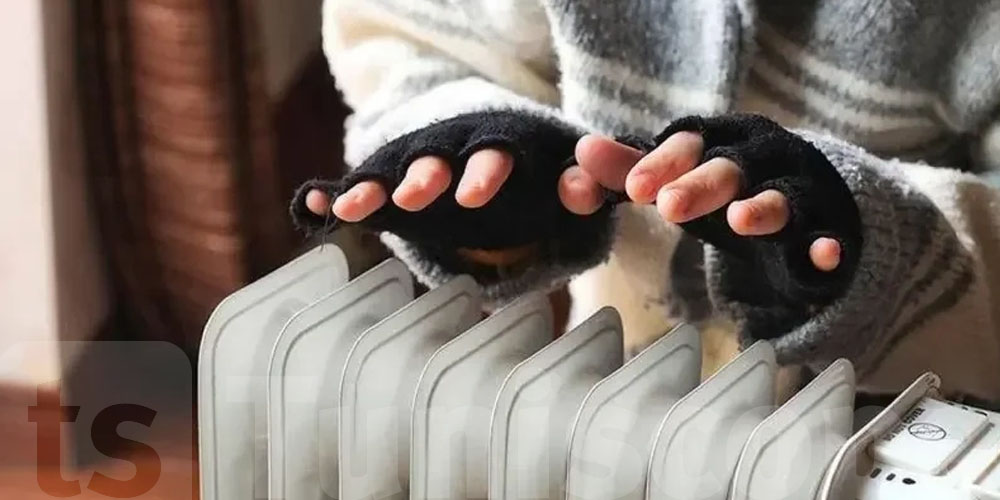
[320, 195, 335, 247]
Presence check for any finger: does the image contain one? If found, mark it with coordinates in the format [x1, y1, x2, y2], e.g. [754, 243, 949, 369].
[391, 156, 453, 211]
[558, 166, 604, 215]
[305, 189, 331, 216]
[726, 189, 791, 236]
[625, 131, 704, 203]
[455, 149, 514, 208]
[575, 134, 644, 192]
[332, 181, 388, 222]
[810, 237, 842, 272]
[656, 157, 742, 223]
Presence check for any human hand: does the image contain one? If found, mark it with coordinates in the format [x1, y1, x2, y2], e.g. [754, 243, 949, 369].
[304, 148, 533, 264]
[560, 115, 852, 272]
[291, 111, 612, 267]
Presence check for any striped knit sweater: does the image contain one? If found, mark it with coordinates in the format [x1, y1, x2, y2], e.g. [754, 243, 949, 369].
[317, 0, 1000, 401]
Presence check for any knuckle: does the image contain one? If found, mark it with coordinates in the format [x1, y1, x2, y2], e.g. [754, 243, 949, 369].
[356, 182, 379, 196]
[678, 132, 706, 156]
[427, 163, 452, 181]
[659, 156, 689, 177]
[471, 148, 498, 163]
[715, 158, 743, 178]
[651, 150, 698, 176]
[692, 179, 717, 196]
[697, 171, 734, 195]
[761, 191, 789, 215]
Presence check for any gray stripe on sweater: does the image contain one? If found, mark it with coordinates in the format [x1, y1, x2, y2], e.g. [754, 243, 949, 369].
[745, 70, 944, 154]
[548, 0, 744, 92]
[753, 40, 938, 120]
[758, 1, 982, 91]
[371, 0, 486, 42]
[577, 73, 708, 125]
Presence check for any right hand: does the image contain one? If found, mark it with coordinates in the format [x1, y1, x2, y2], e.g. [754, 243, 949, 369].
[304, 147, 613, 266]
[291, 110, 615, 270]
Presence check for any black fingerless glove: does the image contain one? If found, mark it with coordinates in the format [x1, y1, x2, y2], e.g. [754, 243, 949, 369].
[290, 110, 618, 287]
[648, 114, 863, 336]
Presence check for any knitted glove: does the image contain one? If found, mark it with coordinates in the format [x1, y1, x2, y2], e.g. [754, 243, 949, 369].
[650, 114, 864, 337]
[290, 110, 618, 287]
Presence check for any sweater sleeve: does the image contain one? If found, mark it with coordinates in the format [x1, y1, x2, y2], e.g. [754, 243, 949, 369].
[315, 0, 612, 305]
[714, 130, 1000, 401]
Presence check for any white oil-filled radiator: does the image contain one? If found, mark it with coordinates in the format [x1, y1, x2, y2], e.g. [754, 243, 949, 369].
[198, 244, 1000, 500]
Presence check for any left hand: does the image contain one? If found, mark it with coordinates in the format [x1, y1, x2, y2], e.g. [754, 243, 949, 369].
[558, 128, 842, 272]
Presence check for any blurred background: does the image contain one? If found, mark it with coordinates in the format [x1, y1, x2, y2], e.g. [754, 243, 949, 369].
[1, 0, 383, 497]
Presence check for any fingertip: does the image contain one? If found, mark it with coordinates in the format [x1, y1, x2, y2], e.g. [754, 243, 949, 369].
[393, 157, 452, 211]
[558, 166, 603, 215]
[810, 237, 842, 272]
[656, 187, 689, 223]
[624, 168, 657, 204]
[333, 182, 386, 222]
[726, 190, 790, 236]
[574, 134, 609, 165]
[454, 185, 484, 208]
[304, 189, 331, 216]
[331, 195, 354, 221]
[456, 149, 513, 208]
[726, 200, 755, 235]
[389, 184, 413, 210]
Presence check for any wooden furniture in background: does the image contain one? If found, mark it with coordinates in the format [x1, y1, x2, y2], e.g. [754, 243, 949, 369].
[76, 0, 351, 352]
